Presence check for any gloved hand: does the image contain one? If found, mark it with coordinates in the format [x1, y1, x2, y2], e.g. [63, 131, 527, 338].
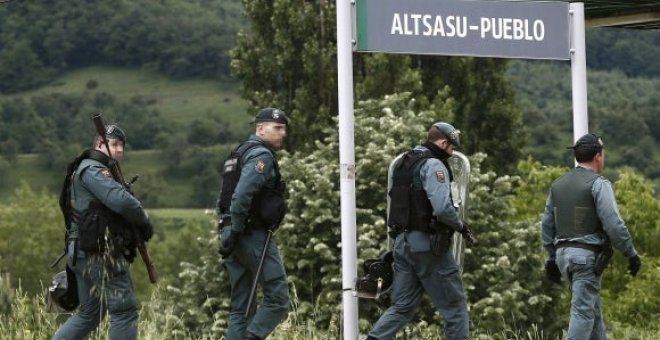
[544, 259, 562, 284]
[460, 220, 477, 246]
[139, 221, 154, 242]
[219, 228, 241, 258]
[628, 255, 641, 277]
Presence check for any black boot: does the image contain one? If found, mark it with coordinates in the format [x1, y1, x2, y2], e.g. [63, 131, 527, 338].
[244, 333, 261, 340]
[367, 336, 378, 340]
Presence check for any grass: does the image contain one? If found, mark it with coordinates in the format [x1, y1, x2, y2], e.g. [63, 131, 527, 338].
[0, 65, 249, 128]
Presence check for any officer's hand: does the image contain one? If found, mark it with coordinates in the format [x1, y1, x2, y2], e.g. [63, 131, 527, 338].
[628, 255, 641, 277]
[139, 222, 154, 242]
[219, 229, 241, 258]
[460, 220, 477, 246]
[544, 260, 562, 284]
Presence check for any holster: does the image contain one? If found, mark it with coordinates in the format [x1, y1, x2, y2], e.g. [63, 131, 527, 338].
[594, 243, 613, 276]
[430, 227, 454, 256]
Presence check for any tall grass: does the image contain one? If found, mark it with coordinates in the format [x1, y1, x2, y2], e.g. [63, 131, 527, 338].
[1, 277, 657, 340]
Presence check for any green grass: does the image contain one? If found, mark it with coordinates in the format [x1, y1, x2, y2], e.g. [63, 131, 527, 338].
[0, 66, 249, 207]
[149, 208, 212, 221]
[0, 65, 250, 129]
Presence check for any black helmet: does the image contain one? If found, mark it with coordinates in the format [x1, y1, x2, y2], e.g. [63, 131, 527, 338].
[433, 122, 461, 147]
[46, 267, 79, 312]
[353, 251, 394, 299]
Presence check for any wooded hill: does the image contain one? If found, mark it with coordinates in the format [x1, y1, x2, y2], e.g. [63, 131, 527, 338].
[0, 0, 658, 207]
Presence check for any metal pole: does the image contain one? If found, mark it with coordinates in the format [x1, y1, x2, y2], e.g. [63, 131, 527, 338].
[570, 2, 589, 144]
[336, 0, 359, 338]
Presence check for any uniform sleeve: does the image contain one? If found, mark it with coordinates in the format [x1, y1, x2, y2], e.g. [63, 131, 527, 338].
[593, 178, 637, 258]
[420, 159, 462, 232]
[229, 148, 274, 232]
[80, 165, 149, 226]
[540, 190, 557, 260]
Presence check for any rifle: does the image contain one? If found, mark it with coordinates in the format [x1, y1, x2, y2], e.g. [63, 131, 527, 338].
[92, 113, 158, 284]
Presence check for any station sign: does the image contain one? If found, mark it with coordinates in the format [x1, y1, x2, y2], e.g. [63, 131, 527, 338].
[355, 0, 570, 60]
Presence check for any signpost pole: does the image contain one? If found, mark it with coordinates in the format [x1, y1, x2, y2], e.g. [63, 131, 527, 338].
[570, 2, 589, 143]
[336, 0, 359, 339]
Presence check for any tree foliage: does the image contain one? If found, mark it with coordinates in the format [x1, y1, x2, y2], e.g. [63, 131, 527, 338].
[0, 0, 244, 93]
[232, 0, 524, 172]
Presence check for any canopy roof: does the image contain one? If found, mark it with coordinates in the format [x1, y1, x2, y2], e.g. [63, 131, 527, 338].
[578, 1, 660, 29]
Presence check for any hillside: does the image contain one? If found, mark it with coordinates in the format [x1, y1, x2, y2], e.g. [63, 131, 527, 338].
[0, 66, 246, 207]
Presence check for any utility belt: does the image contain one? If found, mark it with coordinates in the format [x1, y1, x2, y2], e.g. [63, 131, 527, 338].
[556, 240, 601, 253]
[556, 240, 613, 276]
[390, 219, 450, 236]
[218, 215, 270, 235]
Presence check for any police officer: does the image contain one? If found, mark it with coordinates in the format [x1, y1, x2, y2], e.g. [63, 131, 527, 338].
[218, 108, 290, 340]
[541, 133, 641, 340]
[367, 122, 471, 340]
[53, 125, 153, 340]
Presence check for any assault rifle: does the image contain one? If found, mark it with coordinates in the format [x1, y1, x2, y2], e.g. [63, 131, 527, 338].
[92, 114, 158, 284]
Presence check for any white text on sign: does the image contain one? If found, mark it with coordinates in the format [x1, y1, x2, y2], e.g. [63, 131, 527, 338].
[390, 13, 546, 41]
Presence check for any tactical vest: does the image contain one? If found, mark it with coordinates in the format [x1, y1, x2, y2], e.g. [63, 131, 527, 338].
[59, 150, 136, 260]
[387, 150, 435, 233]
[551, 167, 603, 238]
[218, 140, 287, 229]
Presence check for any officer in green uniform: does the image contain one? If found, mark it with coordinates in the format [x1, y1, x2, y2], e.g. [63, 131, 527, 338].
[218, 108, 290, 340]
[367, 122, 471, 340]
[53, 125, 154, 340]
[541, 133, 641, 340]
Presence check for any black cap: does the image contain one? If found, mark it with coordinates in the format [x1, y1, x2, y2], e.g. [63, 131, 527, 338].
[253, 108, 289, 125]
[105, 125, 126, 143]
[568, 133, 603, 150]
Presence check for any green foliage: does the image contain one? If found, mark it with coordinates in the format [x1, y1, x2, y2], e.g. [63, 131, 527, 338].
[0, 0, 244, 93]
[586, 28, 660, 78]
[507, 59, 660, 185]
[0, 183, 62, 294]
[232, 1, 524, 172]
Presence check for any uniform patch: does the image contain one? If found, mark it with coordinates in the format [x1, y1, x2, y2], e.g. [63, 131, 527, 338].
[255, 160, 266, 174]
[435, 170, 445, 182]
[101, 169, 113, 178]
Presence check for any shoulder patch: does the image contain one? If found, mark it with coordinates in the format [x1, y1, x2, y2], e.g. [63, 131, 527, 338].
[100, 169, 113, 178]
[255, 159, 267, 174]
[435, 170, 445, 182]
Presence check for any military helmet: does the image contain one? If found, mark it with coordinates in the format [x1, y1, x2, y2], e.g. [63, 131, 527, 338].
[433, 122, 461, 147]
[353, 251, 394, 299]
[46, 267, 79, 312]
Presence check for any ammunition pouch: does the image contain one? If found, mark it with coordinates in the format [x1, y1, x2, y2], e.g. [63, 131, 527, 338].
[78, 206, 109, 253]
[77, 203, 136, 261]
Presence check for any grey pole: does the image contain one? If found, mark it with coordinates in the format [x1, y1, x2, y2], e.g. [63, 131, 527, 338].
[570, 2, 589, 144]
[336, 0, 359, 339]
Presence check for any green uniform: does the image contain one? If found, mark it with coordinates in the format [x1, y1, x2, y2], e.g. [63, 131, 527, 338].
[53, 156, 150, 340]
[222, 135, 289, 340]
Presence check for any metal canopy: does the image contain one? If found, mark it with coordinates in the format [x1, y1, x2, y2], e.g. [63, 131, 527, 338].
[578, 1, 659, 29]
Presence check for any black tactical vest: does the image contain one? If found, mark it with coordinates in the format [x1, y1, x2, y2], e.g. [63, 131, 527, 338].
[387, 150, 435, 233]
[551, 167, 603, 238]
[218, 140, 287, 229]
[59, 149, 137, 261]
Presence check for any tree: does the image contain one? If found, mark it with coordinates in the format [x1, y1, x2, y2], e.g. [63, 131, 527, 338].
[232, 0, 524, 172]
